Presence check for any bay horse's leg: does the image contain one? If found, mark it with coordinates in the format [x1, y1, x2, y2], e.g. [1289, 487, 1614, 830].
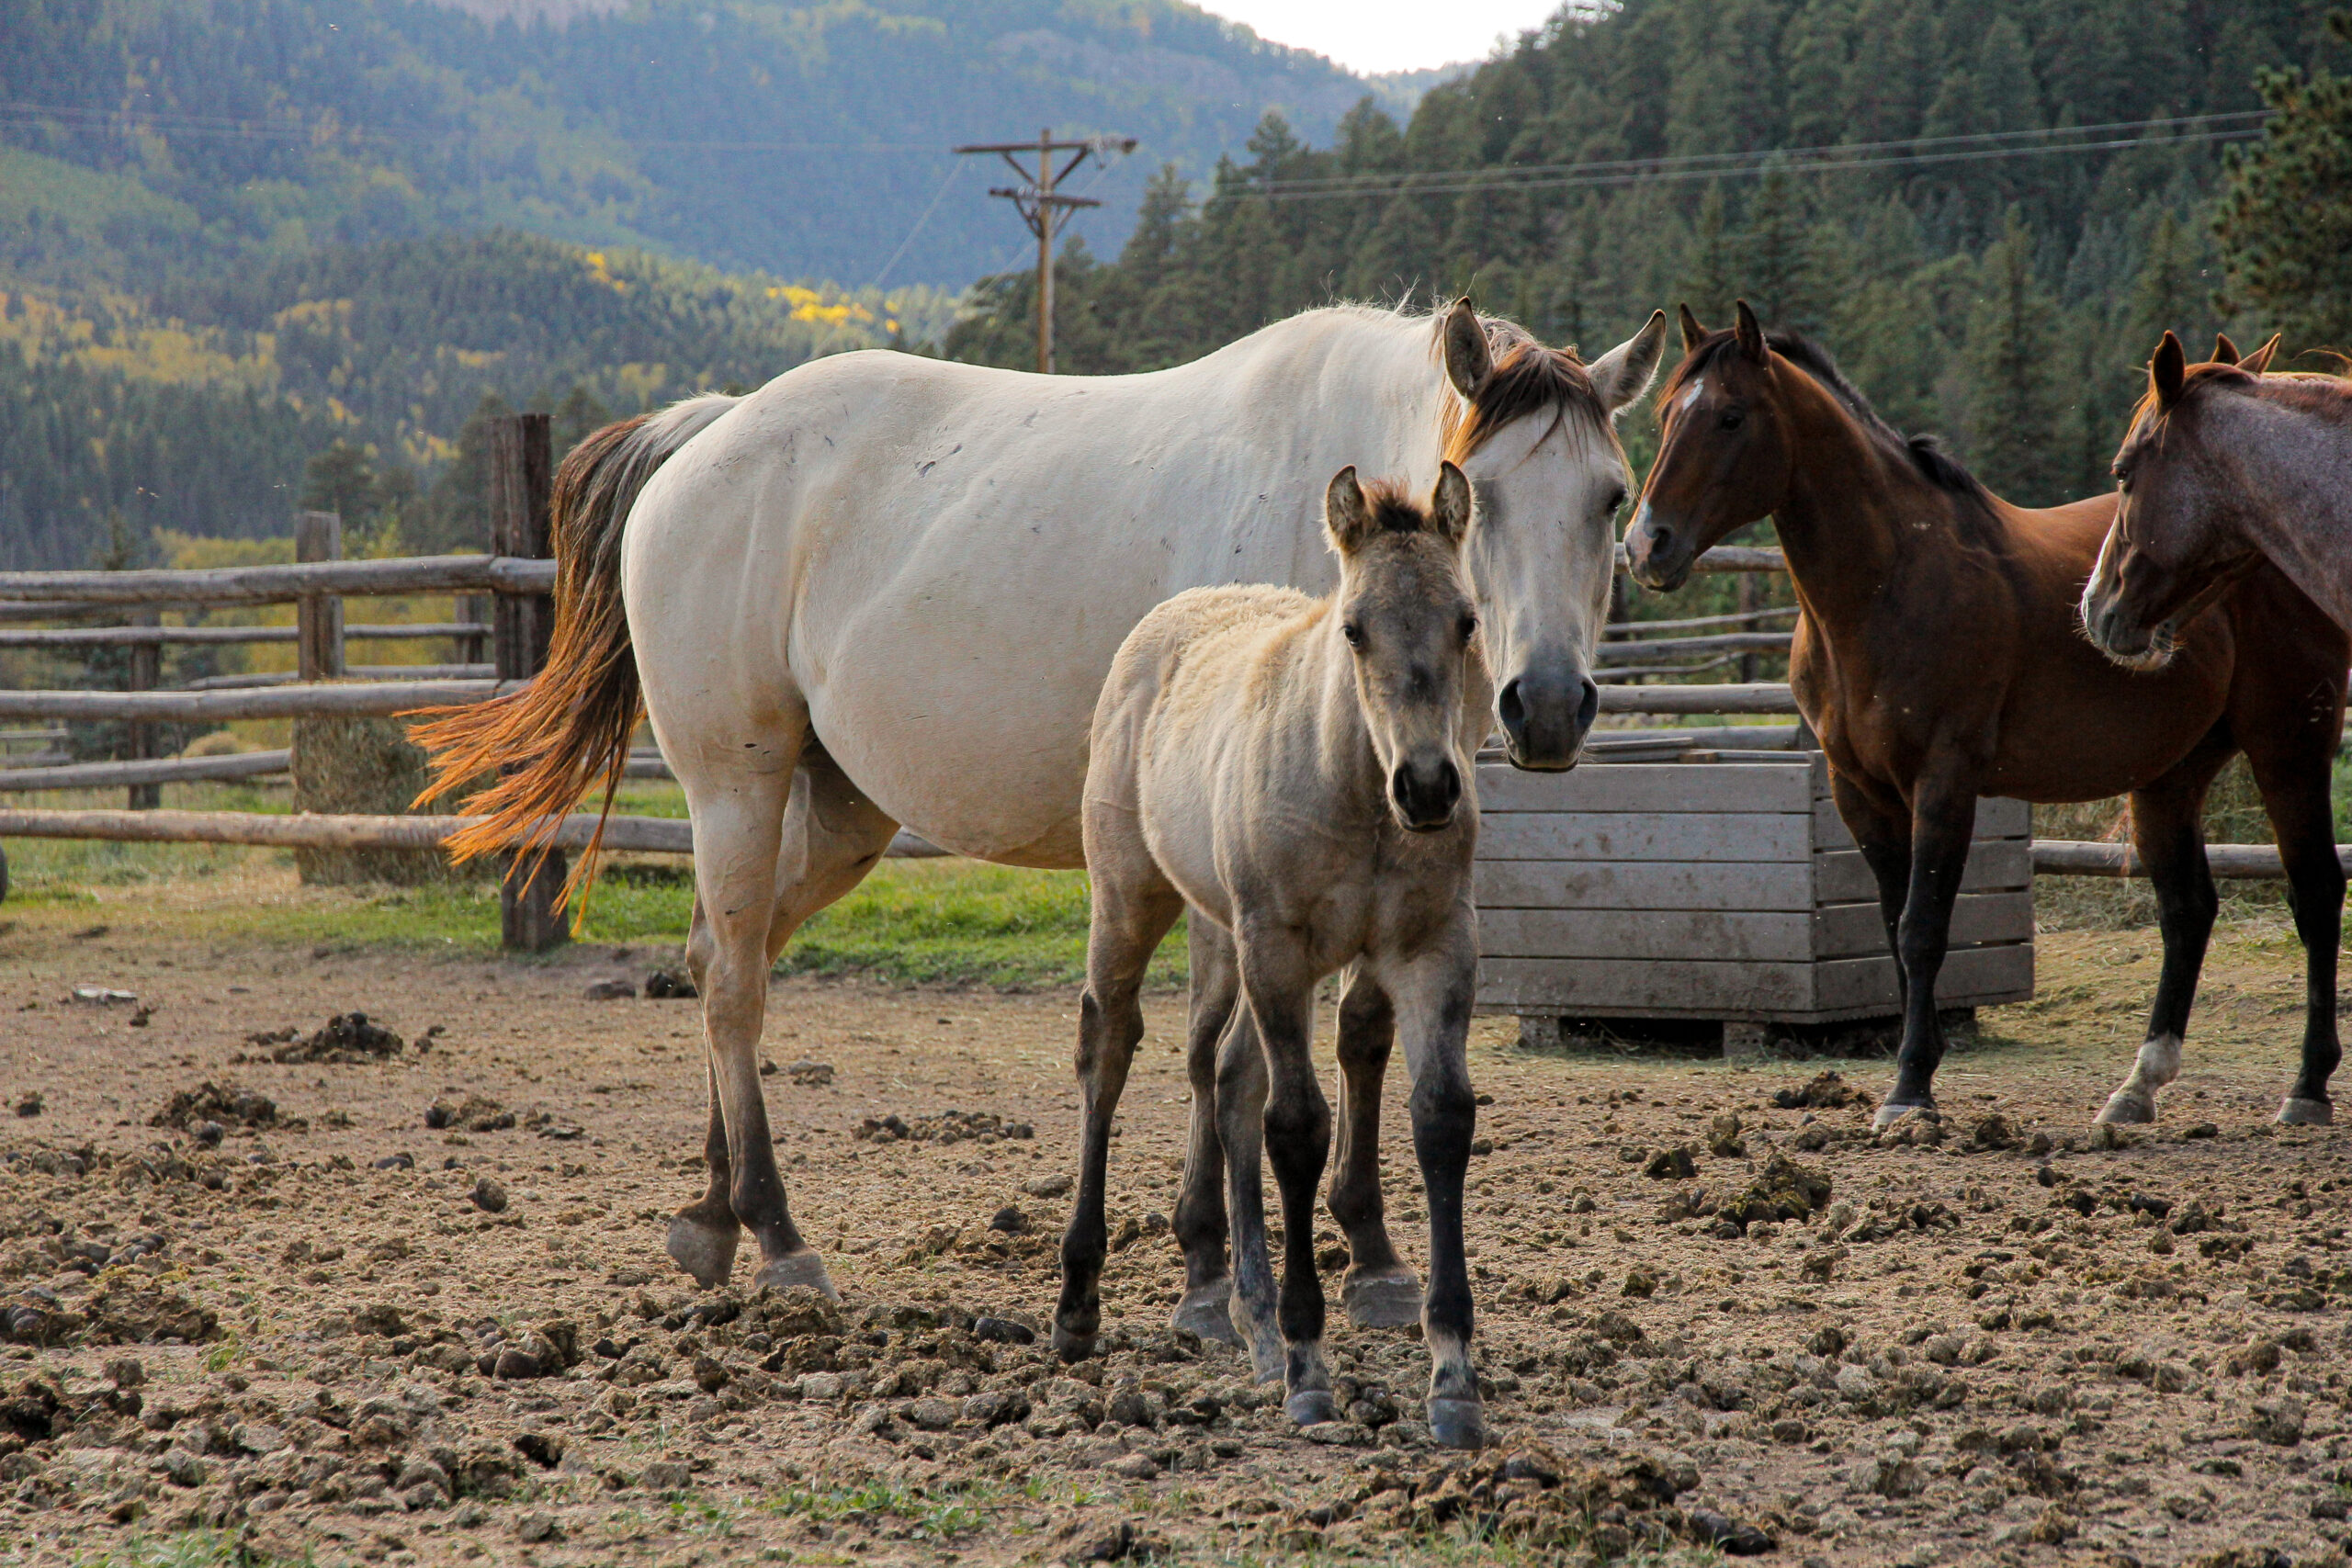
[1170, 919, 1244, 1344]
[2098, 744, 2227, 1125]
[1215, 1003, 1283, 1384]
[1831, 771, 1914, 1011]
[1879, 771, 1980, 1129]
[2242, 733, 2346, 1125]
[1234, 929, 1338, 1427]
[1379, 933, 1485, 1449]
[1052, 867, 1182, 1360]
[1329, 966, 1420, 1327]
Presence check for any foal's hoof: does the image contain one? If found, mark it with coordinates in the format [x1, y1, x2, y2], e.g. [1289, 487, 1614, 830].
[1051, 1325, 1097, 1364]
[752, 1249, 839, 1302]
[1170, 1281, 1243, 1346]
[1341, 1265, 1423, 1329]
[2095, 1090, 2157, 1126]
[2278, 1096, 2334, 1126]
[1426, 1397, 1488, 1450]
[1283, 1389, 1340, 1428]
[664, 1213, 740, 1290]
[1871, 1099, 1935, 1133]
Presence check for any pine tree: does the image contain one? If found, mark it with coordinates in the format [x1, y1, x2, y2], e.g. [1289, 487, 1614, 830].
[1962, 209, 2068, 502]
[2215, 15, 2352, 351]
[1738, 164, 1818, 333]
[1680, 184, 1736, 323]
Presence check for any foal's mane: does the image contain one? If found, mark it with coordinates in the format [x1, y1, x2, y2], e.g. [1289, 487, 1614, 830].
[1662, 329, 1994, 517]
[1437, 315, 1612, 466]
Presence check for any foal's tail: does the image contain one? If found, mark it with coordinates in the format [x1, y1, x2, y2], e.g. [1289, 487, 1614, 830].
[407, 393, 740, 906]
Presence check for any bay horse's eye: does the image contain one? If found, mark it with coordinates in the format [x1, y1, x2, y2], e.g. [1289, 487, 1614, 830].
[1342, 621, 1365, 649]
[1719, 409, 1746, 431]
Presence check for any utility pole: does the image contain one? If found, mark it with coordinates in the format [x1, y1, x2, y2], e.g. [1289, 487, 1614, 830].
[954, 130, 1135, 374]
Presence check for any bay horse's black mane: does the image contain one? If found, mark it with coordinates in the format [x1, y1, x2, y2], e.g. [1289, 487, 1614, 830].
[1672, 328, 1996, 517]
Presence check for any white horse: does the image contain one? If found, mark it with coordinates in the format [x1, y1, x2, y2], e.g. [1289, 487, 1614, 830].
[416, 299, 1666, 1309]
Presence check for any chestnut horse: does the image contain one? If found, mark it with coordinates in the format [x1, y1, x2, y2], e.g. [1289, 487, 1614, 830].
[2086, 330, 2352, 643]
[1626, 303, 2347, 1129]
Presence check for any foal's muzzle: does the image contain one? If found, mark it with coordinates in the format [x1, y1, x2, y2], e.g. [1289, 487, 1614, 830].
[1390, 756, 1463, 832]
[1497, 667, 1600, 772]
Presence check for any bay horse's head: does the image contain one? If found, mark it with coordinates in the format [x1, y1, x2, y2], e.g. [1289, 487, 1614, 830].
[1623, 301, 1798, 592]
[1325, 464, 1481, 832]
[2082, 331, 2280, 670]
[1433, 299, 1668, 770]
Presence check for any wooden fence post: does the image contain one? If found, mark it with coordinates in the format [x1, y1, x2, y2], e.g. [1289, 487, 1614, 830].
[490, 412, 567, 952]
[458, 594, 489, 669]
[295, 512, 345, 682]
[126, 608, 160, 810]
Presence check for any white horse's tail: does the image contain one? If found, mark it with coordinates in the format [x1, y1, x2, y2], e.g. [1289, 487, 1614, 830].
[407, 393, 739, 904]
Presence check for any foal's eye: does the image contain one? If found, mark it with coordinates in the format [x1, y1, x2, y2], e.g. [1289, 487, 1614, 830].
[1341, 621, 1365, 649]
[1719, 409, 1746, 431]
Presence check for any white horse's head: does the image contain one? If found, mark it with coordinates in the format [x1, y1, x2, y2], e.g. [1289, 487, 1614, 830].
[1434, 299, 1668, 770]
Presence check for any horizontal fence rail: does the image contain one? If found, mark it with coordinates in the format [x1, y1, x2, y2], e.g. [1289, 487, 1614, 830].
[1594, 683, 1802, 715]
[0, 807, 944, 860]
[184, 664, 494, 691]
[0, 679, 507, 724]
[0, 622, 487, 649]
[0, 750, 290, 793]
[0, 556, 556, 609]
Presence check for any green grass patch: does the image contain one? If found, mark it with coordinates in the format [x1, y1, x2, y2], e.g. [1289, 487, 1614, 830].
[74, 1529, 301, 1568]
[758, 1479, 991, 1539]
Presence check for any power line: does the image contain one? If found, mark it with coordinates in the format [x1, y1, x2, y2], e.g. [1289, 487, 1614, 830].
[953, 131, 1135, 373]
[1245, 112, 2273, 204]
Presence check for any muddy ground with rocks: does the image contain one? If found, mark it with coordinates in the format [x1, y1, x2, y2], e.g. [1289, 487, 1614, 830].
[1, 901, 2348, 1568]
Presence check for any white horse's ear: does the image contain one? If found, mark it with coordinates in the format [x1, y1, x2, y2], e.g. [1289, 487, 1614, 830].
[1733, 299, 1768, 363]
[1430, 461, 1472, 546]
[2241, 333, 2282, 374]
[2151, 332, 2187, 408]
[1588, 310, 1669, 417]
[1325, 465, 1373, 554]
[1441, 299, 1491, 399]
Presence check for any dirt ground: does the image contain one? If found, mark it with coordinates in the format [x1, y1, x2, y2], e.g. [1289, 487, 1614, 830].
[1, 879, 2348, 1568]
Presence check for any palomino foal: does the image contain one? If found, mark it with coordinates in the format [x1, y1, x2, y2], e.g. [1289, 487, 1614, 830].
[1059, 465, 1492, 1449]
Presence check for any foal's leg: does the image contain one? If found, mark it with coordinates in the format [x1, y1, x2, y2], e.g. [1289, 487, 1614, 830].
[1328, 967, 1420, 1327]
[2243, 734, 2346, 1125]
[1378, 931, 1485, 1449]
[1879, 766, 1980, 1128]
[1170, 919, 1244, 1344]
[1053, 855, 1183, 1360]
[1215, 1003, 1283, 1384]
[1235, 930, 1338, 1426]
[2098, 742, 2227, 1124]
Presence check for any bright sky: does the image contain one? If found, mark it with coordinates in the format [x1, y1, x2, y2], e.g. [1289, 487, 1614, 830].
[1205, 0, 1566, 76]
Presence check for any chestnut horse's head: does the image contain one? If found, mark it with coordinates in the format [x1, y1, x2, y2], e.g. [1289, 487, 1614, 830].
[1623, 301, 1800, 591]
[2081, 331, 2279, 669]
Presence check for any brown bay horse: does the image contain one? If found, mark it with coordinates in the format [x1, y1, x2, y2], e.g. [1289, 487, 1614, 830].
[1624, 303, 2347, 1129]
[2086, 330, 2352, 645]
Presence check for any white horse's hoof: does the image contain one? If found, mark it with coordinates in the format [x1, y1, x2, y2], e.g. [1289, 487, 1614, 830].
[1872, 1100, 1933, 1133]
[2096, 1090, 2156, 1126]
[2278, 1097, 2334, 1126]
[664, 1213, 739, 1290]
[753, 1248, 839, 1302]
[1341, 1265, 1423, 1328]
[1426, 1397, 1487, 1450]
[1171, 1282, 1242, 1345]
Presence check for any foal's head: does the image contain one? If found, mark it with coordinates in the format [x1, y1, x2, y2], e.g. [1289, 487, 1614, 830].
[2083, 331, 2282, 669]
[1325, 463, 1481, 833]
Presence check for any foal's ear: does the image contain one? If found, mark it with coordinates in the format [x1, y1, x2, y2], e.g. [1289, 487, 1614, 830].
[1441, 299, 1492, 399]
[1589, 310, 1669, 416]
[2211, 332, 2241, 366]
[1678, 304, 1708, 354]
[2240, 333, 2282, 375]
[1733, 299, 1768, 363]
[2151, 331, 2187, 409]
[1429, 461, 1472, 547]
[1325, 465, 1374, 554]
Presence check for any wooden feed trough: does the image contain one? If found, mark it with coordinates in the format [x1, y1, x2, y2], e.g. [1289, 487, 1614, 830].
[1473, 745, 2032, 1050]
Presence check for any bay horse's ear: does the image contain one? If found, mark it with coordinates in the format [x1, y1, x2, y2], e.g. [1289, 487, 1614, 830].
[1441, 299, 1491, 399]
[1430, 461, 1472, 547]
[1325, 465, 1374, 554]
[2151, 332, 2188, 409]
[1733, 299, 1767, 363]
[2211, 332, 2241, 366]
[1588, 310, 1669, 415]
[1678, 303, 1707, 354]
[2240, 333, 2282, 374]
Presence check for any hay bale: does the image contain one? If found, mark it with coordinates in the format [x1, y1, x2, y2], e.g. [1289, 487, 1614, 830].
[291, 715, 446, 885]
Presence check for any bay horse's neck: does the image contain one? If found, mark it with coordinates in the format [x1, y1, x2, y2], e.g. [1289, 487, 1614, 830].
[1769, 368, 1969, 628]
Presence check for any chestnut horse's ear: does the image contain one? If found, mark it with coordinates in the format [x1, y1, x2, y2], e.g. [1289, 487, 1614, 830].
[2211, 332, 2241, 366]
[1441, 299, 1491, 399]
[1430, 461, 1472, 547]
[2151, 332, 2188, 409]
[1733, 299, 1767, 363]
[1325, 465, 1374, 554]
[1678, 303, 1708, 354]
[2241, 333, 2282, 374]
